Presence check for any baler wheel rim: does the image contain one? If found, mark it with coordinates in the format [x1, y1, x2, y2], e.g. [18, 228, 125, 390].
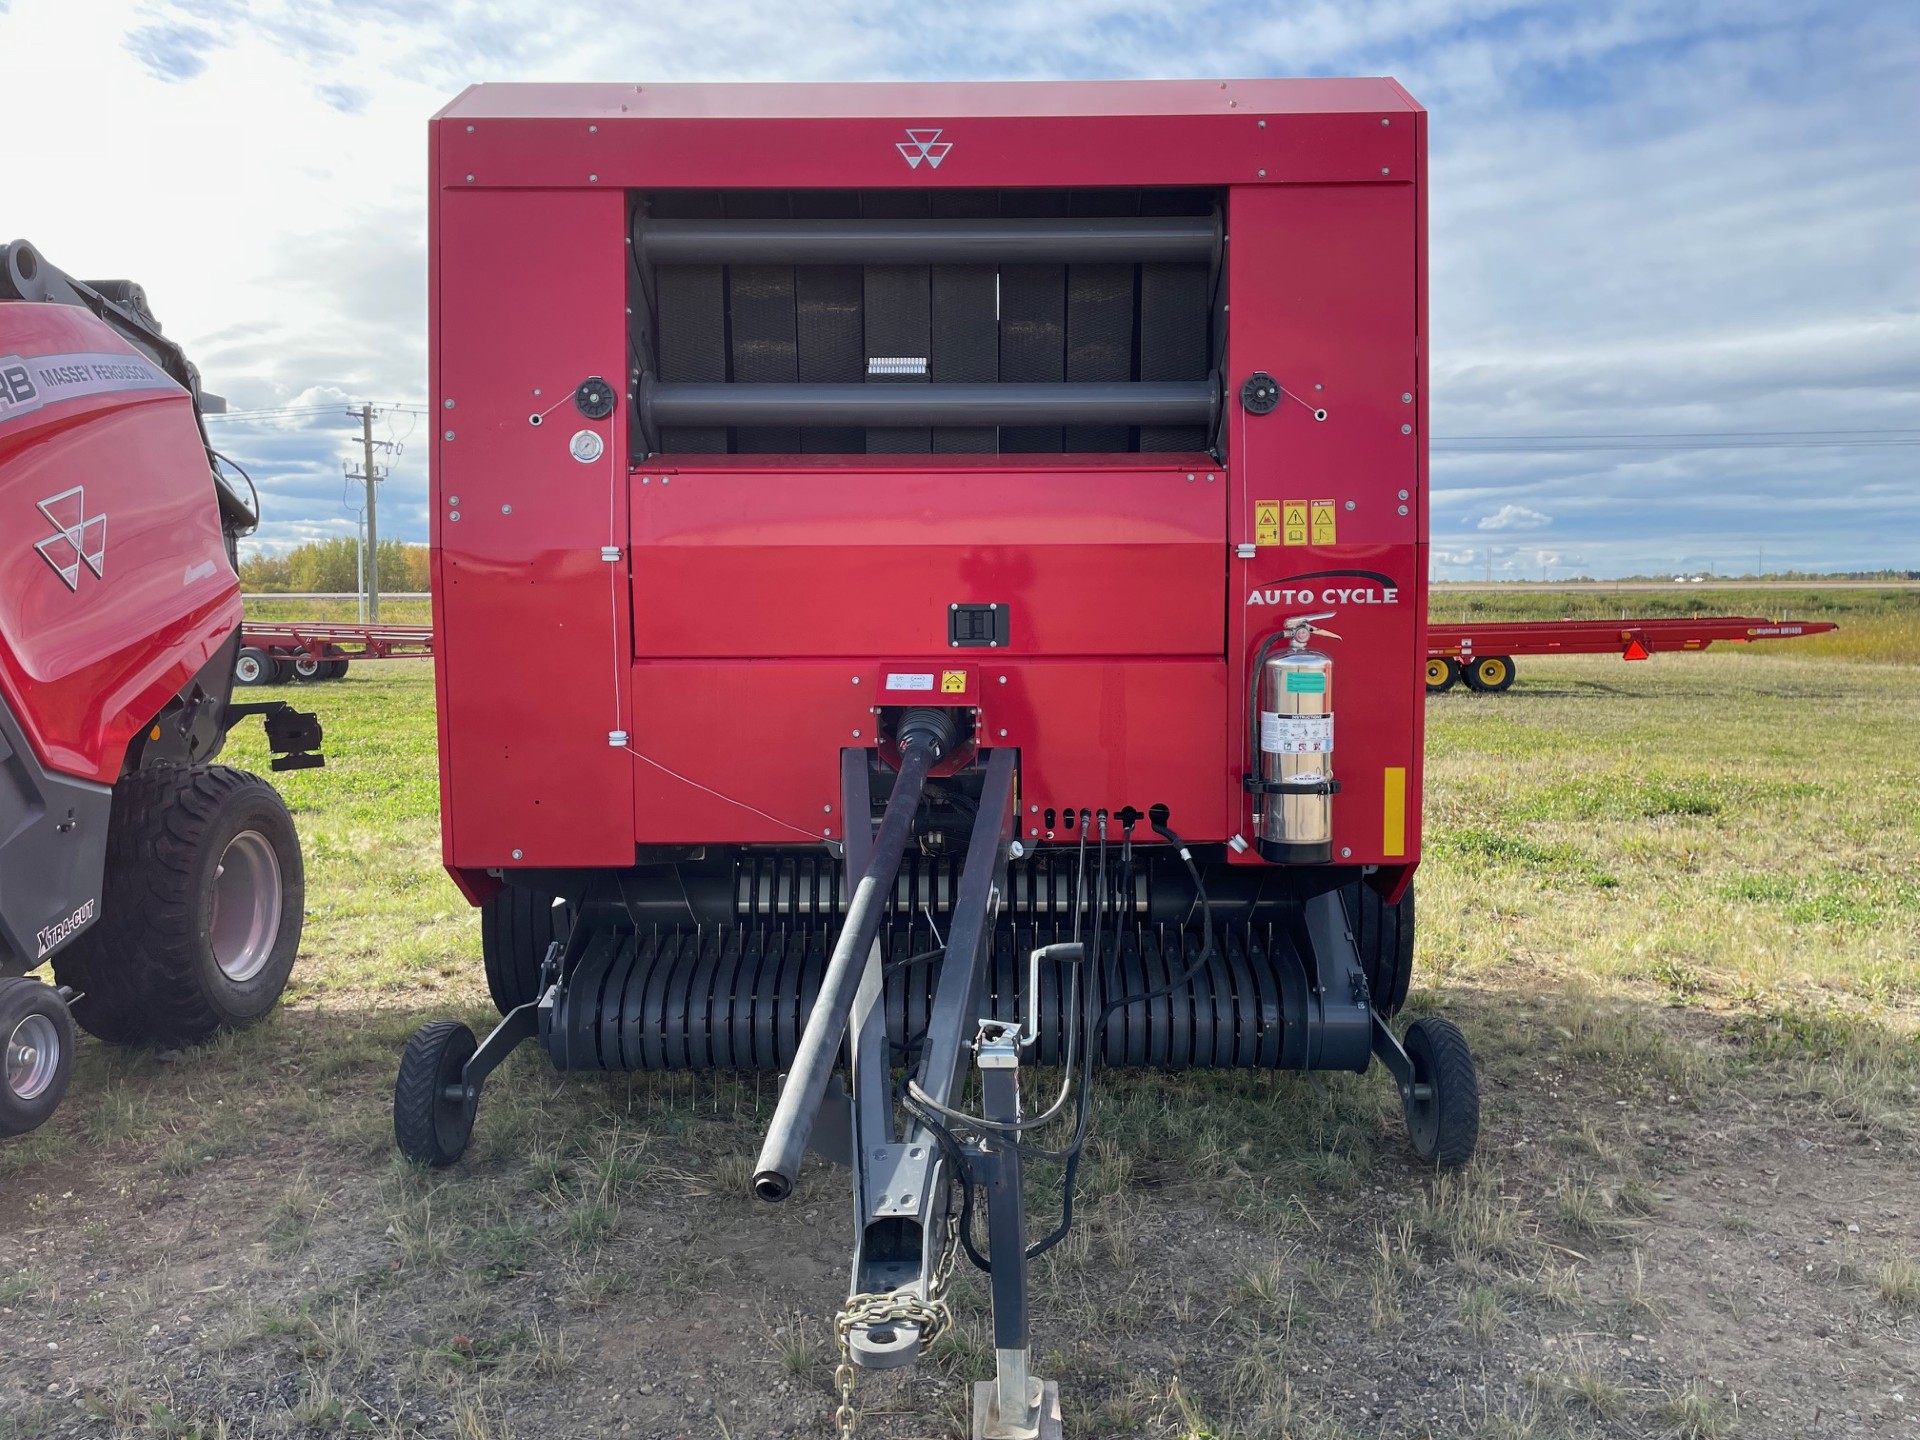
[1401, 1016, 1479, 1170]
[0, 978, 74, 1136]
[393, 1019, 477, 1167]
[1425, 658, 1460, 693]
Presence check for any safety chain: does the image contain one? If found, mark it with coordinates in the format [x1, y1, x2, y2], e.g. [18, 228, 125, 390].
[830, 1223, 960, 1439]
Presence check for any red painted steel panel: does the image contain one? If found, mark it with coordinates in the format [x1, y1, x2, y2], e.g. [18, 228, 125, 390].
[627, 660, 1226, 846]
[1223, 178, 1425, 865]
[433, 185, 633, 868]
[428, 82, 1430, 881]
[629, 465, 1225, 659]
[438, 81, 1417, 192]
[0, 304, 240, 782]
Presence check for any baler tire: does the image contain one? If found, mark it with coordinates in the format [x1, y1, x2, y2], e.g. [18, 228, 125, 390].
[393, 1020, 477, 1167]
[1470, 655, 1515, 693]
[51, 765, 304, 1047]
[481, 888, 571, 1015]
[1401, 1016, 1479, 1170]
[0, 978, 75, 1137]
[1425, 658, 1460, 694]
[234, 647, 275, 687]
[1343, 879, 1415, 1016]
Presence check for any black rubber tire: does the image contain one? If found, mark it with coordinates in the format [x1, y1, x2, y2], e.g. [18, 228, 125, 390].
[1402, 1016, 1480, 1170]
[290, 653, 323, 681]
[270, 656, 295, 684]
[1342, 879, 1415, 1016]
[394, 1020, 477, 1167]
[0, 978, 75, 1137]
[1425, 657, 1460, 694]
[320, 657, 349, 680]
[481, 887, 570, 1015]
[1467, 655, 1516, 693]
[52, 765, 304, 1047]
[234, 647, 275, 687]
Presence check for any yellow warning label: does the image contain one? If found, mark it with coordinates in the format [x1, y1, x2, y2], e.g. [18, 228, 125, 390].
[940, 670, 967, 694]
[1310, 498, 1337, 545]
[1253, 500, 1281, 547]
[1283, 499, 1309, 547]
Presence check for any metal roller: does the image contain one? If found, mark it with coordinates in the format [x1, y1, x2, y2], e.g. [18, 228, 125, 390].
[536, 920, 1358, 1074]
[641, 376, 1218, 432]
[638, 214, 1221, 267]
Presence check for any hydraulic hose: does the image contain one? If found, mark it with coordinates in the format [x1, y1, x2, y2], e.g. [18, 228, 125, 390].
[752, 711, 953, 1201]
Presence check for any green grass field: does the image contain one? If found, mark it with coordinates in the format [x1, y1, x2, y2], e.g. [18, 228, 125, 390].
[1, 603, 1915, 1438]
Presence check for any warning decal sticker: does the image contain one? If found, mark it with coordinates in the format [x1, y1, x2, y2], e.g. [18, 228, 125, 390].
[1254, 500, 1281, 546]
[1310, 499, 1337, 545]
[940, 670, 967, 694]
[1283, 500, 1309, 546]
[1260, 711, 1334, 754]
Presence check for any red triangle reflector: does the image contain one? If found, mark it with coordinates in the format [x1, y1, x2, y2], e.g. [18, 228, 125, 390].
[1623, 639, 1650, 661]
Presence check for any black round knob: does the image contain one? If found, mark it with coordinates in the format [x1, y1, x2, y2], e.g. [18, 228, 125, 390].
[1240, 371, 1281, 415]
[574, 376, 616, 420]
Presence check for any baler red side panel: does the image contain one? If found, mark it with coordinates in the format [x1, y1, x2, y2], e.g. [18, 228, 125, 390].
[0, 304, 240, 783]
[1224, 179, 1424, 866]
[433, 180, 634, 869]
[630, 464, 1224, 659]
[626, 660, 1227, 846]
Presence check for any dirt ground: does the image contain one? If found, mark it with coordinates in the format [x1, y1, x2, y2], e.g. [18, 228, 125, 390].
[3, 648, 1917, 1439]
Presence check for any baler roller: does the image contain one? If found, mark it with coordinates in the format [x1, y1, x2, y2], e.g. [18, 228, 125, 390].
[640, 377, 1219, 431]
[536, 919, 1370, 1075]
[638, 214, 1221, 266]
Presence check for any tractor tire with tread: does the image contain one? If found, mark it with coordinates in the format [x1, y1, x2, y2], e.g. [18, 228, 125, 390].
[393, 1019, 477, 1166]
[1401, 1016, 1480, 1169]
[1341, 878, 1415, 1016]
[0, 977, 75, 1137]
[481, 886, 571, 1015]
[52, 764, 304, 1047]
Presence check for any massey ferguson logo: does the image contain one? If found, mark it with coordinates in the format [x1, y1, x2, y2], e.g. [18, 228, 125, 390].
[35, 485, 107, 591]
[36, 898, 96, 959]
[897, 128, 952, 170]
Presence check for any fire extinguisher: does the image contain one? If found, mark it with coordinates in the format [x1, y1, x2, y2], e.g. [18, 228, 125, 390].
[1247, 611, 1341, 864]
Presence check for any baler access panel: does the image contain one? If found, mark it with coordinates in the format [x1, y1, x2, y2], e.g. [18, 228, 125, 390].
[429, 80, 1427, 880]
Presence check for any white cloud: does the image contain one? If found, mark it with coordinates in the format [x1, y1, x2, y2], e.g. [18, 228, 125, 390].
[1, 0, 1913, 568]
[1478, 505, 1552, 531]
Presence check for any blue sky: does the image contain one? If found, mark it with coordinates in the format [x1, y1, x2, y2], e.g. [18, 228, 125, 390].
[3, 0, 1915, 577]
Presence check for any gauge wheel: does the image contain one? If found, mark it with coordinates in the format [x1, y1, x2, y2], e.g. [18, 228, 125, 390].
[394, 1020, 478, 1167]
[1401, 1016, 1480, 1170]
[0, 978, 75, 1137]
[1425, 657, 1460, 694]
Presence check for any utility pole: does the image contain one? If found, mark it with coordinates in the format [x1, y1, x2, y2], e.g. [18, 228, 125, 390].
[344, 404, 393, 620]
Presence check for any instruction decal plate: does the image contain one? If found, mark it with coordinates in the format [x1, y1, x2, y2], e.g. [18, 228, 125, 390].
[1283, 499, 1309, 546]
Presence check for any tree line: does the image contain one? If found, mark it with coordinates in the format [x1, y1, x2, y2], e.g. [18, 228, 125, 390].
[238, 538, 431, 593]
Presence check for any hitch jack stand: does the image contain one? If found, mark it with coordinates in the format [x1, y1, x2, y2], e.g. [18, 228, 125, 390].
[973, 1021, 1063, 1440]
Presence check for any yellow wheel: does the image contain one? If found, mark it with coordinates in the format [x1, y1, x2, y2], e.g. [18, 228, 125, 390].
[1468, 655, 1515, 693]
[1425, 657, 1460, 694]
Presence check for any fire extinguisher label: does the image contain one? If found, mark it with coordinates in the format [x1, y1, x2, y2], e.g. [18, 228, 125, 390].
[1261, 712, 1334, 753]
[1284, 669, 1327, 694]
